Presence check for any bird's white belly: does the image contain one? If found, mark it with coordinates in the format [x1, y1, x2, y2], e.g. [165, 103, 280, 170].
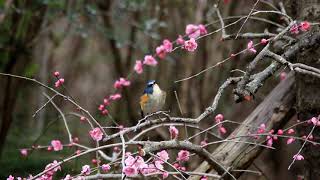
[144, 85, 166, 114]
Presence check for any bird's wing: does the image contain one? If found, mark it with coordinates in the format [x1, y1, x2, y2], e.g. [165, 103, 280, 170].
[139, 94, 149, 111]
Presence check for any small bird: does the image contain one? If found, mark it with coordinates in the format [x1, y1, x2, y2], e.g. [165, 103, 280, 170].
[140, 80, 166, 117]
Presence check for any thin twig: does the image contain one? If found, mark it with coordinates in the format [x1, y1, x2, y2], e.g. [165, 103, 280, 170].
[235, 0, 260, 39]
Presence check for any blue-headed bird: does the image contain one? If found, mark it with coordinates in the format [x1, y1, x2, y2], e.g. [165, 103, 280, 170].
[140, 80, 166, 117]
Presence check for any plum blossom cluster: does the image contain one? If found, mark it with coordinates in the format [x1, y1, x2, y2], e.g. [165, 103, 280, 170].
[215, 114, 227, 134]
[156, 39, 173, 59]
[113, 77, 131, 89]
[97, 93, 122, 116]
[290, 21, 311, 34]
[173, 150, 190, 171]
[133, 24, 207, 75]
[123, 151, 169, 178]
[253, 116, 319, 166]
[61, 163, 110, 180]
[253, 123, 297, 147]
[97, 78, 131, 116]
[185, 24, 207, 38]
[53, 71, 65, 88]
[22, 160, 61, 180]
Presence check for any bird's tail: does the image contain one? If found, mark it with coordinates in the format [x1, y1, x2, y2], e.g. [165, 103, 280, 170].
[140, 110, 144, 118]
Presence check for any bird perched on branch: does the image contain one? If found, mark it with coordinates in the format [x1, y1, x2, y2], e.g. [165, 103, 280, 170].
[140, 80, 166, 117]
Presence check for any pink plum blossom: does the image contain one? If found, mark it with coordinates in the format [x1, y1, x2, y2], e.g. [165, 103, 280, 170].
[280, 72, 287, 81]
[247, 40, 256, 53]
[53, 71, 60, 77]
[219, 126, 227, 134]
[293, 154, 304, 160]
[80, 116, 86, 122]
[176, 35, 185, 45]
[103, 98, 110, 105]
[55, 81, 61, 88]
[156, 45, 167, 59]
[177, 150, 190, 162]
[310, 117, 319, 126]
[215, 114, 224, 123]
[162, 171, 169, 179]
[198, 24, 207, 35]
[147, 163, 158, 172]
[185, 24, 201, 38]
[184, 38, 198, 52]
[45, 160, 61, 174]
[51, 140, 63, 151]
[287, 128, 295, 134]
[55, 78, 65, 87]
[287, 138, 295, 144]
[59, 78, 64, 84]
[123, 166, 138, 176]
[134, 156, 146, 169]
[125, 155, 135, 166]
[169, 126, 179, 139]
[110, 93, 122, 100]
[101, 109, 108, 116]
[63, 175, 71, 180]
[162, 39, 173, 52]
[113, 78, 131, 89]
[20, 149, 28, 156]
[201, 176, 208, 180]
[134, 60, 143, 74]
[156, 150, 169, 163]
[98, 104, 105, 111]
[143, 55, 158, 66]
[266, 136, 273, 147]
[290, 24, 299, 34]
[277, 129, 284, 135]
[101, 164, 111, 172]
[154, 160, 164, 170]
[91, 159, 98, 164]
[7, 175, 14, 180]
[261, 38, 268, 44]
[300, 21, 310, 32]
[257, 123, 266, 134]
[89, 128, 103, 141]
[81, 165, 91, 175]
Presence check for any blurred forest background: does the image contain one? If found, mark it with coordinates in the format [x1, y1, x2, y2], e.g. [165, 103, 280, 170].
[0, 0, 305, 179]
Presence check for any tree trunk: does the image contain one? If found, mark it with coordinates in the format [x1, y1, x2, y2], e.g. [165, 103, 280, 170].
[0, 2, 46, 156]
[294, 0, 320, 179]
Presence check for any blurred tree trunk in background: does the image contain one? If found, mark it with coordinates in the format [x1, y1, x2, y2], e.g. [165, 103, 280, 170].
[0, 1, 46, 155]
[97, 0, 137, 124]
